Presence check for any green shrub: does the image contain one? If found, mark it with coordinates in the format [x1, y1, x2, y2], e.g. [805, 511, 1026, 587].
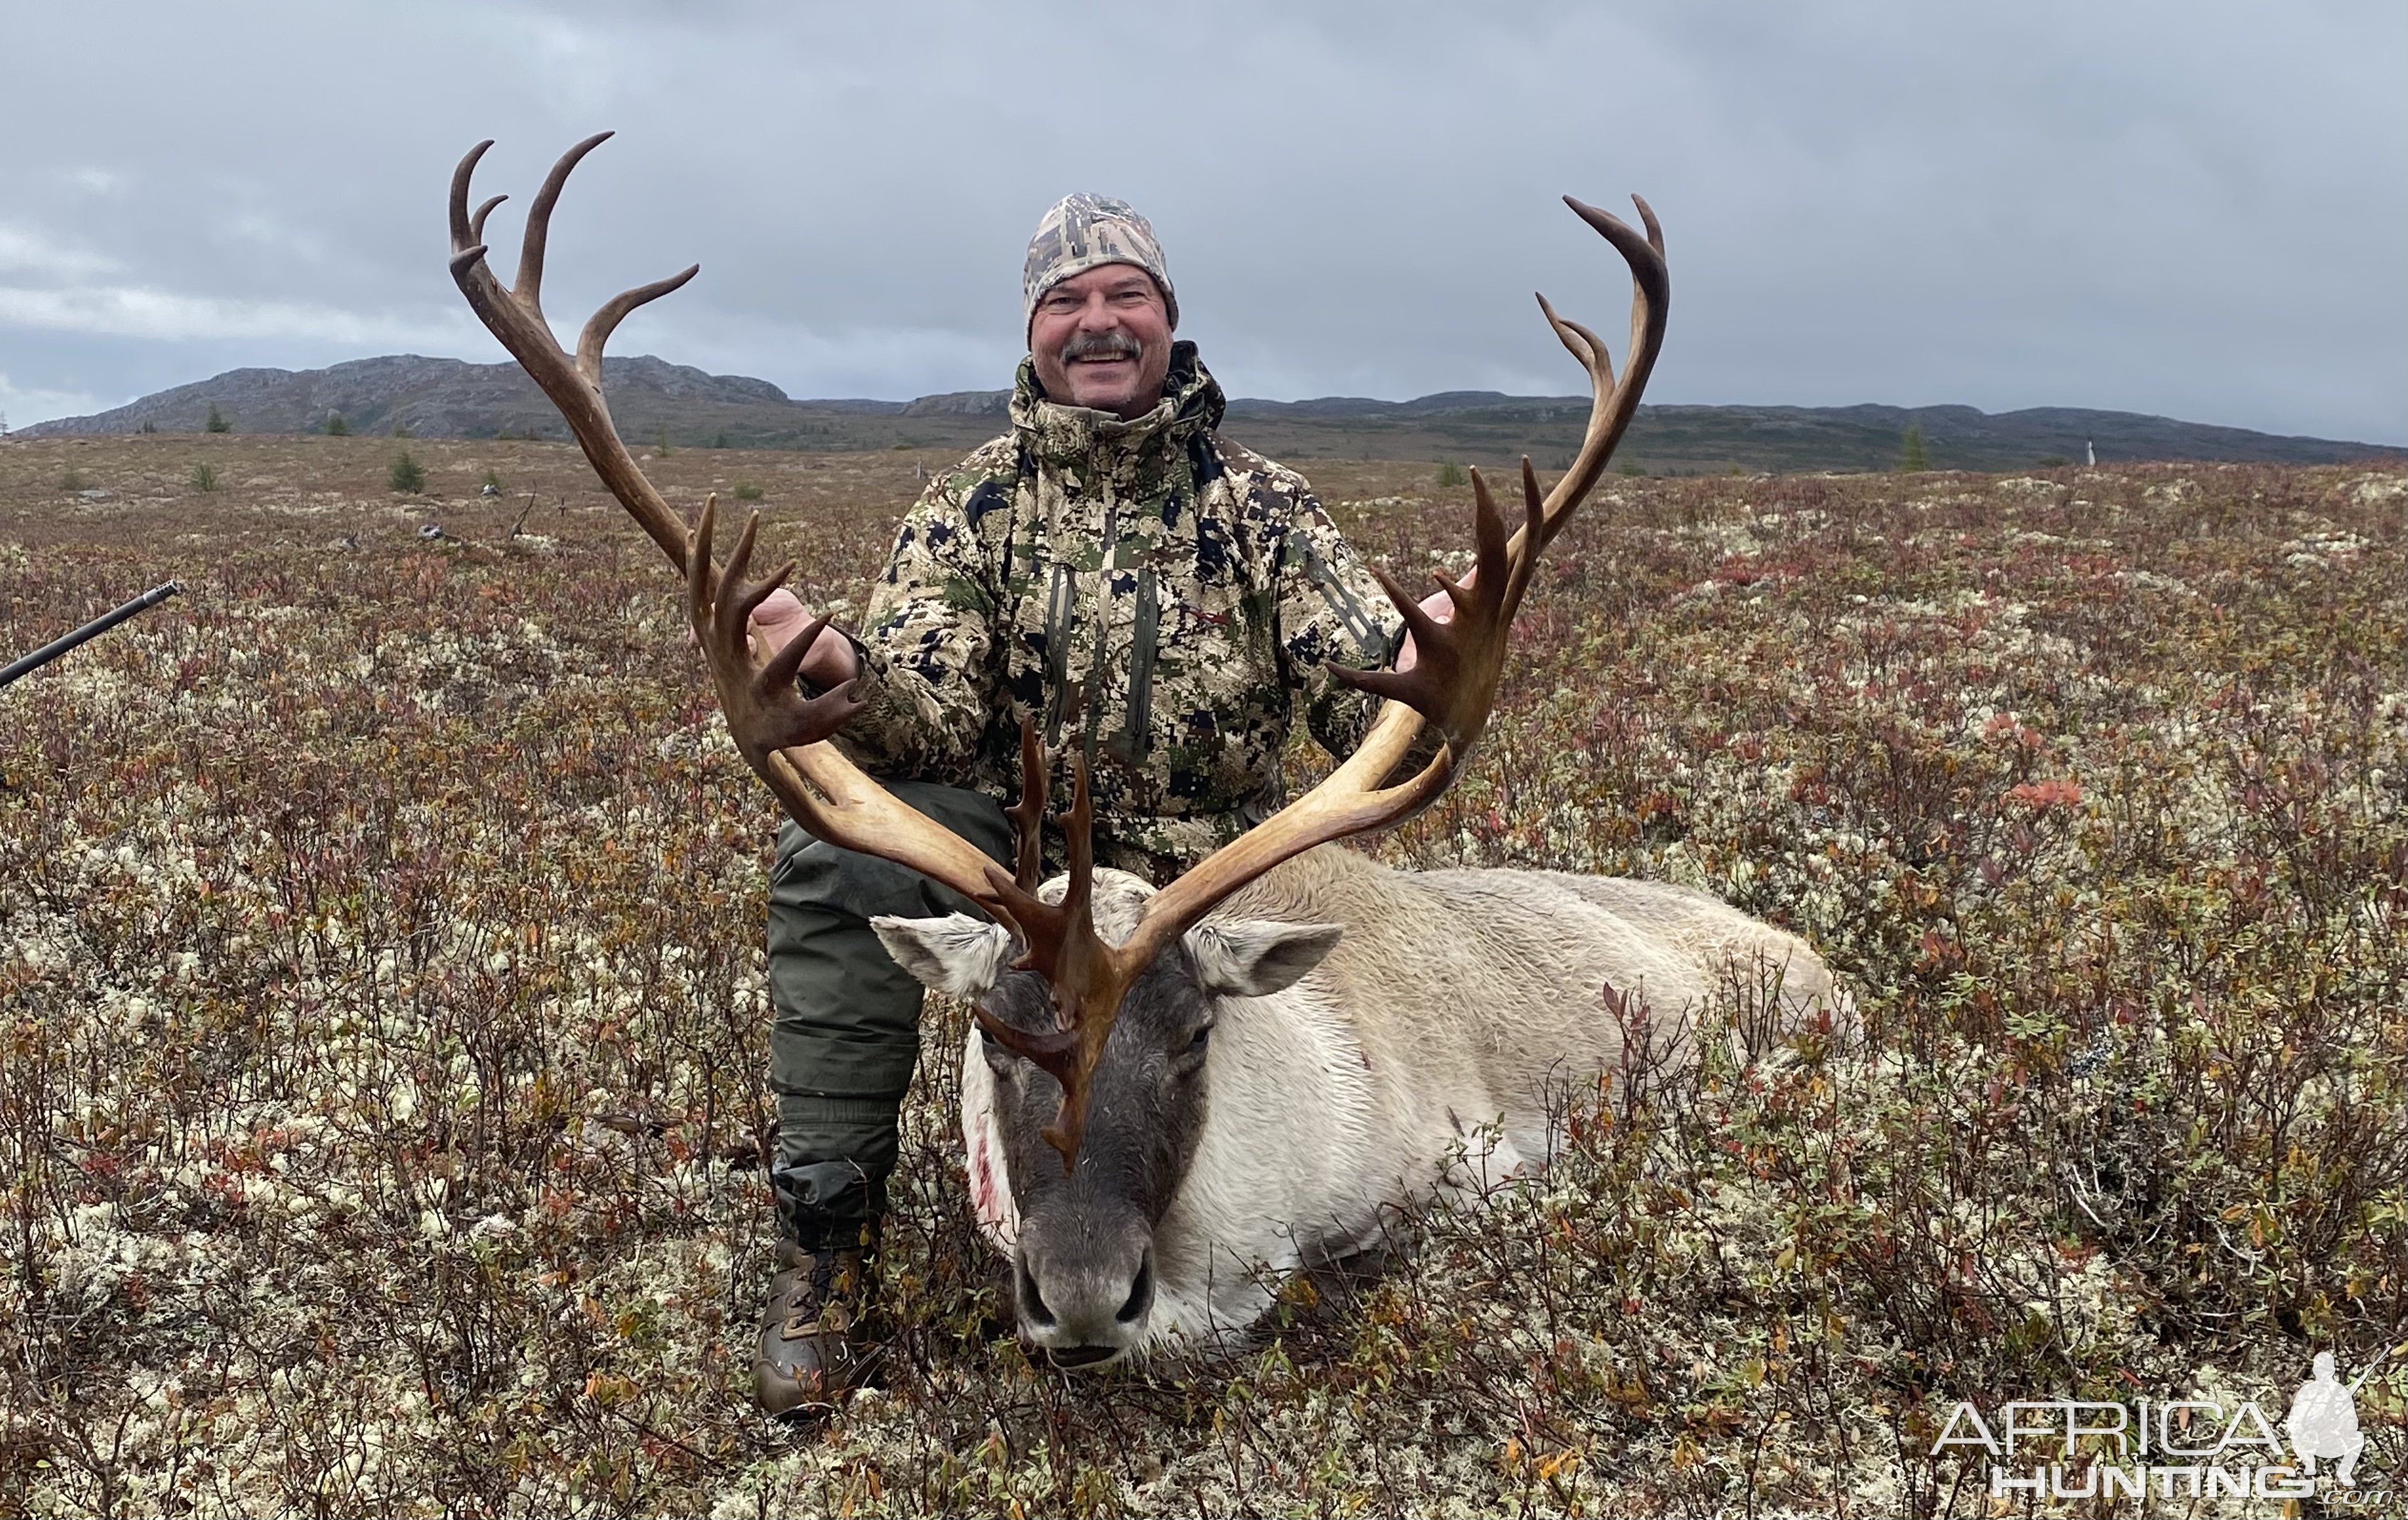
[1436, 460, 1468, 488]
[325, 413, 350, 436]
[204, 403, 230, 434]
[732, 482, 765, 502]
[712, 430, 730, 449]
[138, 420, 157, 434]
[1898, 422, 1930, 471]
[57, 469, 85, 492]
[391, 421, 411, 439]
[482, 467, 504, 492]
[188, 463, 219, 492]
[388, 451, 426, 494]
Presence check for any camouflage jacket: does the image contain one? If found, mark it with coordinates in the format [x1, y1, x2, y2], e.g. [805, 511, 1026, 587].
[835, 343, 1403, 876]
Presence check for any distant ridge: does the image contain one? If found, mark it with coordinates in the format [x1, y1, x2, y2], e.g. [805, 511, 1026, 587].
[19, 354, 2402, 474]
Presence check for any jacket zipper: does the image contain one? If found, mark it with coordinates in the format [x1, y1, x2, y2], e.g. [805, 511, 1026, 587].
[1042, 560, 1076, 745]
[1084, 490, 1118, 757]
[1114, 567, 1158, 764]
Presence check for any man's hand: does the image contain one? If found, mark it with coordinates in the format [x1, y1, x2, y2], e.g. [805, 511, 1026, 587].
[1392, 570, 1469, 675]
[751, 588, 861, 690]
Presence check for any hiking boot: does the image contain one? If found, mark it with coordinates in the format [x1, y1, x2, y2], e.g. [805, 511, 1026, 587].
[754, 1240, 883, 1416]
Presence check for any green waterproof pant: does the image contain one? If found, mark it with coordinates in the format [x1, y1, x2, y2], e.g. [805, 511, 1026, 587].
[765, 780, 1013, 1251]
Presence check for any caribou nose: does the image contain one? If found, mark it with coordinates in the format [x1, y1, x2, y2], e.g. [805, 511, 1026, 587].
[1115, 1249, 1155, 1325]
[1015, 1254, 1057, 1328]
[1015, 1236, 1154, 1364]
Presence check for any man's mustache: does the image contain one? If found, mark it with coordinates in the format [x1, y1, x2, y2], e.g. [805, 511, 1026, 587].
[1059, 331, 1142, 364]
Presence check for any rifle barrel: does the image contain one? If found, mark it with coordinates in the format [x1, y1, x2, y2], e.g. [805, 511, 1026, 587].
[1, 581, 185, 689]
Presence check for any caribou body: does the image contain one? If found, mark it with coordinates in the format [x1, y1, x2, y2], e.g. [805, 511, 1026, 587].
[877, 843, 1843, 1366]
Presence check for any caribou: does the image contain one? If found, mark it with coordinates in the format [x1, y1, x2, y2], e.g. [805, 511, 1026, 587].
[446, 134, 1844, 1369]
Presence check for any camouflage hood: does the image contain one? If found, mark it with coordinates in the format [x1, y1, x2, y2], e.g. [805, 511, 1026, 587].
[1008, 340, 1224, 491]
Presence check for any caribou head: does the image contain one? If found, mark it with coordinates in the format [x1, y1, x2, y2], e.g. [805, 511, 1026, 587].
[445, 133, 1668, 1366]
[878, 863, 1341, 1365]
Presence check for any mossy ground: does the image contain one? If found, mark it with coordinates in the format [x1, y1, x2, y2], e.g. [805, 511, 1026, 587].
[3, 437, 2402, 1516]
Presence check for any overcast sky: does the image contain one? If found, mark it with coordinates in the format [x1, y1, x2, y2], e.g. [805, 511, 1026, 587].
[2, 0, 2400, 441]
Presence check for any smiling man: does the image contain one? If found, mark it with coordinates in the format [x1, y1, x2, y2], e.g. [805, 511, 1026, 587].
[744, 193, 1439, 1414]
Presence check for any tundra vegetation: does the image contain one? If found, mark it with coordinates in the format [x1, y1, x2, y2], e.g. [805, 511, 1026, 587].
[0, 435, 2402, 1516]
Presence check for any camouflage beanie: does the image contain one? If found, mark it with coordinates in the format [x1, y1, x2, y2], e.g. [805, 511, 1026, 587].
[1021, 194, 1177, 337]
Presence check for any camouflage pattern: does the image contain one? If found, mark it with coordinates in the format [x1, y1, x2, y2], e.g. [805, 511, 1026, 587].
[1021, 194, 1179, 334]
[834, 342, 1405, 878]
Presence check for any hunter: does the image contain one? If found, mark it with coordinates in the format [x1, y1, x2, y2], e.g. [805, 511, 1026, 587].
[745, 193, 1451, 1413]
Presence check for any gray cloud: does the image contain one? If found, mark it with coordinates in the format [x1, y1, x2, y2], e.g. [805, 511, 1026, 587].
[2, 0, 2400, 440]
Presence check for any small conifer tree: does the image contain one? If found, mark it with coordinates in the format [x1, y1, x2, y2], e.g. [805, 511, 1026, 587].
[389, 451, 427, 494]
[326, 413, 350, 436]
[1436, 460, 1469, 488]
[204, 403, 231, 434]
[1899, 423, 1930, 472]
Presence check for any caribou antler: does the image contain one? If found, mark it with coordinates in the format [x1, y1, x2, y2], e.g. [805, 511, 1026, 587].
[448, 134, 699, 571]
[447, 136, 1667, 1172]
[450, 136, 1011, 910]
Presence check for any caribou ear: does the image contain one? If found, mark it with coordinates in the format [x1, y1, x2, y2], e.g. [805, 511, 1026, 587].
[1186, 920, 1343, 998]
[871, 915, 1016, 998]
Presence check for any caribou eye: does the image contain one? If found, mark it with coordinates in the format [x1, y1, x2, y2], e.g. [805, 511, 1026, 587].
[1185, 1024, 1213, 1054]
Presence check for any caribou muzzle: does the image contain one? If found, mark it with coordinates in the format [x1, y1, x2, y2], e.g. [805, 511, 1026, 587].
[1015, 1214, 1157, 1366]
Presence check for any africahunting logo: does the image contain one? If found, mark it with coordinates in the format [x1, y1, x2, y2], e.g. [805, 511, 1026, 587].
[1931, 1350, 2395, 1506]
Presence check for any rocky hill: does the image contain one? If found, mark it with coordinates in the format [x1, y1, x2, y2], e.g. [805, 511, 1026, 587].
[20, 354, 2400, 473]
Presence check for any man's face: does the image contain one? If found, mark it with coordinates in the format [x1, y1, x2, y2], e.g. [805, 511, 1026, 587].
[1028, 264, 1174, 420]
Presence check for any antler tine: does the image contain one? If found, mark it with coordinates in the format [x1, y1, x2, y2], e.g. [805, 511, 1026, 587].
[513, 131, 614, 317]
[1525, 195, 1669, 532]
[685, 490, 717, 634]
[468, 194, 507, 246]
[448, 140, 494, 252]
[576, 265, 701, 388]
[1058, 753, 1096, 962]
[707, 505, 801, 659]
[1501, 457, 1547, 621]
[1537, 292, 1613, 391]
